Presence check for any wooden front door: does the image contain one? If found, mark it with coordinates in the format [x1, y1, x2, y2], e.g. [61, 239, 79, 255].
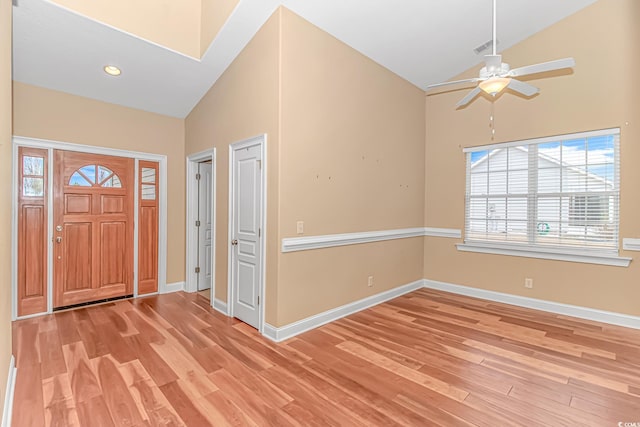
[53, 150, 134, 308]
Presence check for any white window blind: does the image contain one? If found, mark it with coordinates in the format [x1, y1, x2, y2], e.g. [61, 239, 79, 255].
[464, 128, 620, 253]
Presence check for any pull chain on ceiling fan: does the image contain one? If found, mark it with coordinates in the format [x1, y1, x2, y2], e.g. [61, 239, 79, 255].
[426, 0, 576, 108]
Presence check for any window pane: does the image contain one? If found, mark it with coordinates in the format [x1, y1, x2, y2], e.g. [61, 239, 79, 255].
[538, 168, 560, 193]
[488, 149, 506, 171]
[506, 198, 527, 220]
[538, 142, 560, 168]
[537, 197, 560, 223]
[101, 174, 122, 188]
[97, 166, 113, 183]
[468, 198, 487, 219]
[587, 135, 614, 164]
[470, 173, 487, 195]
[23, 156, 44, 176]
[142, 167, 156, 183]
[79, 165, 96, 184]
[470, 151, 488, 172]
[507, 147, 528, 170]
[142, 184, 156, 200]
[507, 170, 528, 194]
[562, 139, 587, 166]
[488, 171, 506, 194]
[23, 177, 44, 197]
[69, 172, 91, 187]
[562, 168, 586, 192]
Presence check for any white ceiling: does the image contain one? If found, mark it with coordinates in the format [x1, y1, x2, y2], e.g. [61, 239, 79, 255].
[12, 0, 597, 118]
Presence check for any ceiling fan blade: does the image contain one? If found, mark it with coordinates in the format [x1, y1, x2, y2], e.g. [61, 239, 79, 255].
[426, 78, 480, 90]
[456, 87, 482, 108]
[507, 79, 539, 97]
[509, 57, 575, 78]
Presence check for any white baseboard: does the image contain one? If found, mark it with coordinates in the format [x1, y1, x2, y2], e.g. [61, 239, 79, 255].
[213, 298, 228, 315]
[423, 279, 640, 330]
[160, 281, 185, 294]
[2, 355, 16, 427]
[263, 279, 425, 342]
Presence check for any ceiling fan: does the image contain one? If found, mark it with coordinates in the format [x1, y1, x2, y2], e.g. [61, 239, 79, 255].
[426, 0, 575, 108]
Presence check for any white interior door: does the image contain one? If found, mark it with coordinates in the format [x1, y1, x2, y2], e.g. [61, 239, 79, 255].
[230, 141, 263, 329]
[197, 162, 213, 291]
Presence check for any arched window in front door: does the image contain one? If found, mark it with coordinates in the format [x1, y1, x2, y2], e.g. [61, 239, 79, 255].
[69, 165, 122, 188]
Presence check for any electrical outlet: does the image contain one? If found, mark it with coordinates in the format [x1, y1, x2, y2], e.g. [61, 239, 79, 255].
[367, 276, 374, 287]
[524, 278, 533, 289]
[296, 221, 304, 235]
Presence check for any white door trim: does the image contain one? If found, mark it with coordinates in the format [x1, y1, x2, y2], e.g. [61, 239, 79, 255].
[185, 149, 216, 306]
[11, 136, 168, 320]
[228, 134, 267, 333]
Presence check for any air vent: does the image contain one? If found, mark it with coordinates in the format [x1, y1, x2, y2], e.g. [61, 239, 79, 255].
[474, 39, 499, 55]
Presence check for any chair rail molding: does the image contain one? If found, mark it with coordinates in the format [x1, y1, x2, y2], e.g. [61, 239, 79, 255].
[282, 227, 461, 253]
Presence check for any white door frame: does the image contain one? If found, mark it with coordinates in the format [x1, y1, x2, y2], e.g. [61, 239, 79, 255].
[11, 136, 168, 320]
[185, 148, 216, 307]
[228, 134, 267, 333]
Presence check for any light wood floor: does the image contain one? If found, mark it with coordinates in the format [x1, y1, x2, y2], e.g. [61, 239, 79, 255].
[11, 289, 640, 426]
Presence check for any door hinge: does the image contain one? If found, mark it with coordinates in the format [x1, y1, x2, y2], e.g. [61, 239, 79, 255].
[195, 266, 200, 273]
[195, 173, 201, 180]
[257, 160, 262, 170]
[258, 228, 261, 237]
[257, 295, 260, 305]
[196, 220, 201, 227]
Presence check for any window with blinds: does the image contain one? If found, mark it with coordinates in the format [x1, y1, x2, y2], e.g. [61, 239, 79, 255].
[464, 128, 620, 253]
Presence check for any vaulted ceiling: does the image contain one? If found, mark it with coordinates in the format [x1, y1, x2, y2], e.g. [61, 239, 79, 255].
[12, 0, 597, 118]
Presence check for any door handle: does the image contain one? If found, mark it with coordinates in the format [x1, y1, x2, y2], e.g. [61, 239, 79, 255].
[231, 239, 238, 246]
[55, 236, 62, 243]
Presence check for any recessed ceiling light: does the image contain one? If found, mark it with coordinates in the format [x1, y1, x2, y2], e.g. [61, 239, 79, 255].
[103, 65, 121, 76]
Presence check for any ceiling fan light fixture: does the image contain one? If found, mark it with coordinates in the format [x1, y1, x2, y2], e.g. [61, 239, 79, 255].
[479, 77, 510, 96]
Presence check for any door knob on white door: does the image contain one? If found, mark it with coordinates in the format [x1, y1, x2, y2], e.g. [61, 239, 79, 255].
[231, 239, 238, 246]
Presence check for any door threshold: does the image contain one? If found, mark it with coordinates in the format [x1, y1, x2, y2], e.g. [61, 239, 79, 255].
[53, 294, 134, 312]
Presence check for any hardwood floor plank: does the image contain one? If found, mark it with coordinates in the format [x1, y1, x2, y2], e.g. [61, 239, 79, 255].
[55, 310, 82, 345]
[97, 356, 146, 427]
[159, 381, 213, 427]
[12, 289, 640, 426]
[12, 364, 45, 427]
[39, 329, 67, 379]
[42, 374, 80, 427]
[74, 314, 109, 359]
[204, 390, 258, 427]
[119, 360, 185, 427]
[207, 369, 298, 427]
[124, 334, 179, 387]
[62, 342, 102, 404]
[76, 395, 116, 427]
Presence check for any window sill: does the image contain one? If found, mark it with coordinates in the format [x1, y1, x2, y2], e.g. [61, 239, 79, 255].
[456, 242, 631, 267]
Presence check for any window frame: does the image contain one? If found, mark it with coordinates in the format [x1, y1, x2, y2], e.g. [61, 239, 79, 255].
[456, 128, 631, 267]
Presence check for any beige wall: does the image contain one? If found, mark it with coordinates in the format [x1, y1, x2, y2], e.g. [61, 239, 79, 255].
[186, 7, 426, 327]
[200, 0, 239, 57]
[0, 0, 12, 415]
[424, 0, 640, 316]
[185, 10, 281, 323]
[12, 82, 186, 284]
[51, 0, 202, 58]
[276, 9, 425, 325]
